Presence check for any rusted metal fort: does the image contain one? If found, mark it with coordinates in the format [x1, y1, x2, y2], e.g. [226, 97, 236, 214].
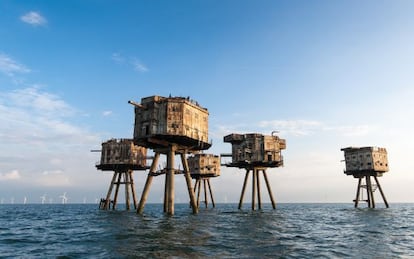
[222, 132, 286, 210]
[341, 146, 389, 208]
[96, 138, 148, 210]
[188, 153, 220, 208]
[129, 95, 212, 215]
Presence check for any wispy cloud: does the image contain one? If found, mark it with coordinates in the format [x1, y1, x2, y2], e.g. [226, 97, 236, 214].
[111, 52, 148, 73]
[3, 87, 74, 116]
[323, 125, 374, 137]
[36, 173, 71, 187]
[20, 11, 47, 26]
[111, 53, 125, 64]
[259, 120, 322, 136]
[258, 119, 376, 137]
[131, 58, 148, 72]
[0, 87, 101, 189]
[102, 110, 113, 116]
[42, 170, 64, 175]
[0, 87, 98, 146]
[0, 170, 21, 181]
[0, 53, 31, 77]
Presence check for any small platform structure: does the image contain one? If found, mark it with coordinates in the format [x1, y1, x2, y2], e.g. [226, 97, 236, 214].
[188, 153, 220, 208]
[96, 138, 148, 210]
[341, 146, 389, 208]
[223, 132, 286, 210]
[130, 95, 211, 215]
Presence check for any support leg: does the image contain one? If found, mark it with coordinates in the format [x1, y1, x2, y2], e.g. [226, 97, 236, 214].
[112, 172, 122, 210]
[373, 176, 389, 208]
[137, 152, 160, 214]
[354, 178, 362, 208]
[257, 169, 262, 210]
[203, 179, 208, 208]
[103, 172, 117, 210]
[194, 179, 200, 207]
[181, 153, 198, 214]
[207, 179, 216, 208]
[125, 172, 131, 210]
[193, 178, 198, 193]
[263, 170, 276, 209]
[252, 169, 257, 210]
[164, 170, 169, 213]
[239, 170, 250, 209]
[197, 179, 202, 207]
[129, 171, 138, 209]
[367, 176, 375, 208]
[365, 176, 372, 208]
[166, 147, 175, 215]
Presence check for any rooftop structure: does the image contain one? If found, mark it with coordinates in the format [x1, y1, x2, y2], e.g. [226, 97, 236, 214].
[341, 146, 388, 177]
[223, 133, 286, 168]
[129, 95, 211, 151]
[96, 138, 148, 171]
[188, 153, 220, 178]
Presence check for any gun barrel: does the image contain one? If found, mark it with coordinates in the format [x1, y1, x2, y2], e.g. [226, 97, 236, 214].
[128, 100, 145, 108]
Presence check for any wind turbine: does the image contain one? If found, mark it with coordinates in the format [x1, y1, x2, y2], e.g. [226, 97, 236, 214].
[59, 192, 68, 204]
[40, 194, 47, 204]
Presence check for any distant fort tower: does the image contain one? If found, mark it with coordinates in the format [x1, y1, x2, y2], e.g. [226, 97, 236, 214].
[222, 132, 286, 210]
[129, 95, 211, 215]
[341, 146, 389, 208]
[96, 139, 148, 210]
[188, 153, 221, 208]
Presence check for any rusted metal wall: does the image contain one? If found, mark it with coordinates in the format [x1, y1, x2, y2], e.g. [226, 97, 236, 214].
[100, 139, 147, 167]
[342, 147, 389, 173]
[133, 96, 209, 143]
[225, 133, 286, 164]
[188, 153, 220, 177]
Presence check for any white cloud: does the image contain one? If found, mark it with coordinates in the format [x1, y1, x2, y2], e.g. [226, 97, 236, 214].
[20, 11, 47, 26]
[111, 53, 125, 64]
[36, 173, 71, 187]
[4, 87, 74, 116]
[258, 119, 374, 137]
[0, 170, 21, 181]
[0, 87, 90, 148]
[0, 87, 103, 193]
[131, 58, 148, 73]
[42, 170, 64, 175]
[259, 119, 322, 136]
[0, 53, 31, 77]
[111, 53, 148, 73]
[323, 125, 374, 137]
[102, 110, 113, 116]
[49, 158, 62, 166]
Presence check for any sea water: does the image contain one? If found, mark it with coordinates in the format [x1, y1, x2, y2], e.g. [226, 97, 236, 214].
[1, 203, 413, 258]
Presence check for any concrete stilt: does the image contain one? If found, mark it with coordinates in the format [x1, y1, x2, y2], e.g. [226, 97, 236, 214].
[239, 168, 277, 210]
[137, 153, 160, 214]
[238, 169, 250, 209]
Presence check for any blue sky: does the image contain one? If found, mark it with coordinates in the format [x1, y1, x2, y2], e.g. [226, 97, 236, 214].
[1, 0, 414, 204]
